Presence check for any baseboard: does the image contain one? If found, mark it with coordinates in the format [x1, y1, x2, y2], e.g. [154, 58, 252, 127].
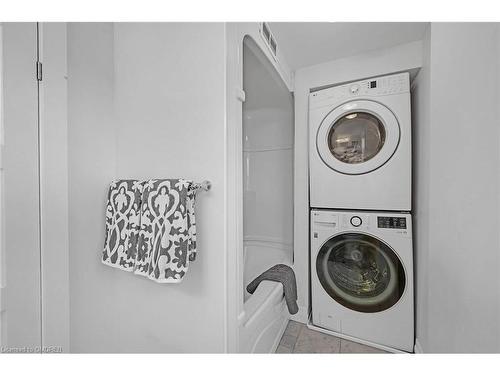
[414, 338, 424, 354]
[306, 321, 410, 354]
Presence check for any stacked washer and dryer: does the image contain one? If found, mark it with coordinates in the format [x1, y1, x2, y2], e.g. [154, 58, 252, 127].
[308, 73, 414, 352]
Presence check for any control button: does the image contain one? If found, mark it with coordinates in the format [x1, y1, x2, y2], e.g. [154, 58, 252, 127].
[350, 85, 360, 94]
[350, 216, 362, 227]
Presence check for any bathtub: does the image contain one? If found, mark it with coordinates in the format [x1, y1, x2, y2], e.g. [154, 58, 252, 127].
[238, 240, 291, 353]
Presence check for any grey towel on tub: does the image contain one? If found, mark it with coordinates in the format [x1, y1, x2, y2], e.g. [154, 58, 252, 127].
[246, 264, 298, 315]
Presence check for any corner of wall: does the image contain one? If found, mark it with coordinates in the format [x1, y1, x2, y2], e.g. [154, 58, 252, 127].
[414, 338, 424, 353]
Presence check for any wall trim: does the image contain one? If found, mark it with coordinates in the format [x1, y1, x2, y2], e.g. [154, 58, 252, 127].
[39, 22, 70, 353]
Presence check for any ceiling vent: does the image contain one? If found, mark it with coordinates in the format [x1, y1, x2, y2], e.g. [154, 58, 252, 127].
[260, 22, 278, 60]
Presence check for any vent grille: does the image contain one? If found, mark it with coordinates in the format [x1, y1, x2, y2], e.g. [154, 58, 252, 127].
[260, 22, 278, 59]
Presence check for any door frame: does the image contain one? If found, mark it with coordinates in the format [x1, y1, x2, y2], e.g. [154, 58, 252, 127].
[224, 22, 293, 353]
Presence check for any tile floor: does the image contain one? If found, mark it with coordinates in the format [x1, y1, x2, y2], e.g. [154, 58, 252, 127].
[276, 321, 388, 354]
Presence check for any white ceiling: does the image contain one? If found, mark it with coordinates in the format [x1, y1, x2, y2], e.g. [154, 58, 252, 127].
[269, 22, 428, 71]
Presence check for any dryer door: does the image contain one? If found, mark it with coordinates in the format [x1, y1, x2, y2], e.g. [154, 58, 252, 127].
[316, 233, 406, 313]
[316, 100, 400, 175]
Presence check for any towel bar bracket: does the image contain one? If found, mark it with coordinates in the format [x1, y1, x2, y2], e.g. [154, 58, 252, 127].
[193, 180, 211, 192]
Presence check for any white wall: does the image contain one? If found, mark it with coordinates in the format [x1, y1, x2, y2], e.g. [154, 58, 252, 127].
[67, 22, 117, 352]
[293, 41, 424, 323]
[68, 23, 227, 353]
[414, 23, 500, 353]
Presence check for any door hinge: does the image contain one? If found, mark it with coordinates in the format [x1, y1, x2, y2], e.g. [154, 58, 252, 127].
[0, 285, 6, 313]
[36, 61, 43, 82]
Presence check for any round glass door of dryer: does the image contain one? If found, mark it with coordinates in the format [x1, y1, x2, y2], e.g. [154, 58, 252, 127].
[316, 100, 400, 175]
[328, 112, 386, 164]
[316, 233, 406, 313]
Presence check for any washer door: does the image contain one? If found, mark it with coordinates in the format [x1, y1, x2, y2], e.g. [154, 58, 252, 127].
[316, 233, 406, 313]
[316, 100, 400, 175]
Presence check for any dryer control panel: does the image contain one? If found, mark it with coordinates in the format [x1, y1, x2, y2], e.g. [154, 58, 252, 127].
[309, 72, 410, 109]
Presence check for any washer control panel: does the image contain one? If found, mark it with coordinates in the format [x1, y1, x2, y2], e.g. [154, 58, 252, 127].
[377, 216, 407, 229]
[311, 210, 412, 239]
[311, 211, 338, 227]
[309, 72, 409, 109]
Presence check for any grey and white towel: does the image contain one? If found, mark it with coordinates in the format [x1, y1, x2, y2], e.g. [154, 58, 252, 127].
[102, 178, 197, 283]
[134, 179, 197, 283]
[246, 264, 298, 315]
[102, 179, 144, 271]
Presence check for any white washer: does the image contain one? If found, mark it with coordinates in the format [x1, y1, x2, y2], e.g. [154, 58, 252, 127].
[309, 73, 411, 211]
[311, 209, 414, 352]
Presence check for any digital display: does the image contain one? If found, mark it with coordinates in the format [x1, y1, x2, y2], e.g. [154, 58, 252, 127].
[370, 81, 377, 88]
[377, 216, 406, 229]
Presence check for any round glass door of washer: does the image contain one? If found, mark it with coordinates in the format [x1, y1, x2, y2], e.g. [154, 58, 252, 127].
[316, 233, 406, 313]
[316, 100, 400, 175]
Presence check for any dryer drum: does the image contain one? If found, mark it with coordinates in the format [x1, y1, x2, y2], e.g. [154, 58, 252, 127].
[327, 111, 386, 165]
[316, 233, 406, 313]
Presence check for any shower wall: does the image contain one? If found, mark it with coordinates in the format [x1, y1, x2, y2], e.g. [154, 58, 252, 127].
[242, 37, 294, 284]
[239, 36, 294, 353]
[68, 23, 227, 352]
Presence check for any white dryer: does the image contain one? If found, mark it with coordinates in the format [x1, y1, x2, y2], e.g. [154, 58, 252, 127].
[309, 73, 411, 211]
[310, 209, 414, 352]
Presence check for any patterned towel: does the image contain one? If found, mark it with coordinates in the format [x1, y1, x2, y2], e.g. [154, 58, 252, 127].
[134, 179, 197, 283]
[102, 180, 144, 271]
[102, 179, 197, 283]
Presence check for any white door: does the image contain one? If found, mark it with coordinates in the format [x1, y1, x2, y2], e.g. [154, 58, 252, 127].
[316, 100, 400, 175]
[1, 22, 41, 351]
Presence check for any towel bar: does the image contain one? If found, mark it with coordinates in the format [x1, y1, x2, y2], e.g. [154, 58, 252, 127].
[193, 180, 211, 192]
